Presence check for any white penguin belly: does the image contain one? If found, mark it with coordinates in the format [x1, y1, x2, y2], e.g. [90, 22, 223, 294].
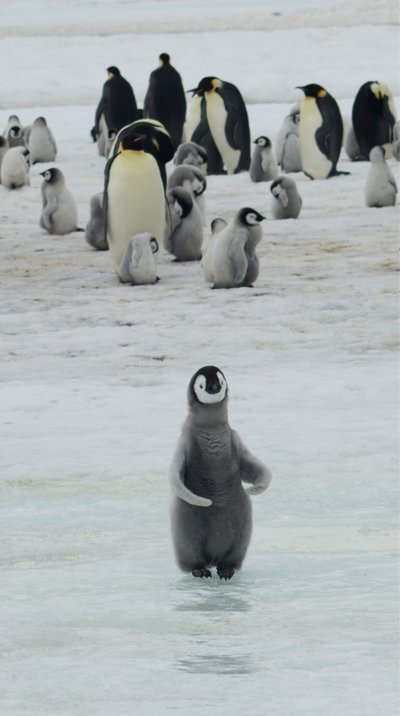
[299, 100, 332, 179]
[206, 93, 240, 174]
[107, 151, 165, 272]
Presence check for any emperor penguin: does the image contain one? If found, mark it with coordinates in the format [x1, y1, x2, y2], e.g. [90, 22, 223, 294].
[0, 136, 8, 182]
[0, 146, 30, 189]
[270, 176, 302, 219]
[85, 192, 108, 251]
[364, 146, 397, 207]
[170, 365, 272, 579]
[39, 168, 80, 235]
[143, 53, 186, 149]
[3, 115, 24, 148]
[249, 136, 279, 182]
[202, 207, 265, 289]
[275, 104, 300, 168]
[28, 116, 57, 164]
[93, 66, 138, 144]
[352, 81, 397, 160]
[104, 127, 170, 279]
[297, 83, 347, 179]
[173, 141, 208, 171]
[118, 233, 159, 284]
[392, 121, 400, 161]
[167, 164, 207, 223]
[187, 76, 251, 174]
[165, 186, 204, 261]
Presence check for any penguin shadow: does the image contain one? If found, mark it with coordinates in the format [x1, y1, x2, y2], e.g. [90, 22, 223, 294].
[172, 573, 251, 615]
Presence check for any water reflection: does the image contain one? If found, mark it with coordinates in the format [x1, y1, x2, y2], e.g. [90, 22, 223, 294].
[176, 653, 256, 675]
[172, 574, 251, 614]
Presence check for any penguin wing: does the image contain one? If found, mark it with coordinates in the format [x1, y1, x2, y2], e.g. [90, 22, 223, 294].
[315, 97, 343, 165]
[232, 430, 272, 495]
[103, 151, 120, 239]
[190, 97, 224, 175]
[41, 193, 58, 230]
[169, 434, 212, 507]
[221, 83, 250, 158]
[229, 236, 248, 285]
[279, 188, 289, 208]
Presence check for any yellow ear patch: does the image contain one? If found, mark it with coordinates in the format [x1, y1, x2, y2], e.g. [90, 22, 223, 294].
[317, 89, 327, 98]
[211, 78, 222, 90]
[371, 82, 381, 100]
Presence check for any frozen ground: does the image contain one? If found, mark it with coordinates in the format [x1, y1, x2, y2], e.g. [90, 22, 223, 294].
[0, 1, 399, 714]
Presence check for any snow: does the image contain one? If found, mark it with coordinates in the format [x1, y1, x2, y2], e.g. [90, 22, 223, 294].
[0, 0, 399, 714]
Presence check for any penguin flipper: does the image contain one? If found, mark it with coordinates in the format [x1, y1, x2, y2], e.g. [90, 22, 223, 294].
[191, 99, 224, 175]
[169, 435, 212, 507]
[103, 151, 120, 242]
[222, 83, 251, 171]
[233, 430, 272, 495]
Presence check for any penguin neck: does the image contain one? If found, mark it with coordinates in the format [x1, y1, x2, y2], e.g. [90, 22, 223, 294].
[188, 400, 229, 429]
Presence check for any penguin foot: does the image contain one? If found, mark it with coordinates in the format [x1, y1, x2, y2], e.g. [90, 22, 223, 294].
[192, 568, 212, 579]
[217, 566, 235, 581]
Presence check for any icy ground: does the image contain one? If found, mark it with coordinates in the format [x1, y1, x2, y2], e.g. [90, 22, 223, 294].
[0, 1, 399, 714]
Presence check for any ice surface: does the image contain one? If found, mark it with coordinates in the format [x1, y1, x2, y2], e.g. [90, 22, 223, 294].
[0, 0, 399, 714]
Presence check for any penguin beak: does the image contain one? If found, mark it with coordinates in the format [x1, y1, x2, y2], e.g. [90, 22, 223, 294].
[295, 86, 306, 93]
[187, 87, 201, 96]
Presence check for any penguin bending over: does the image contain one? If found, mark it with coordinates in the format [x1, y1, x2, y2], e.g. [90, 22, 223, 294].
[364, 146, 397, 207]
[104, 127, 171, 279]
[202, 207, 265, 289]
[167, 164, 207, 222]
[187, 76, 251, 175]
[249, 136, 279, 182]
[170, 365, 272, 579]
[0, 146, 30, 189]
[28, 117, 57, 164]
[165, 186, 203, 261]
[174, 141, 208, 170]
[352, 81, 396, 160]
[297, 83, 347, 179]
[270, 176, 302, 219]
[118, 233, 159, 284]
[144, 53, 186, 149]
[85, 192, 108, 251]
[39, 168, 80, 235]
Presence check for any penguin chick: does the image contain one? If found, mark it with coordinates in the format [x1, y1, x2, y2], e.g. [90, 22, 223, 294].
[167, 164, 207, 223]
[392, 121, 400, 161]
[165, 186, 204, 261]
[275, 104, 300, 165]
[39, 168, 80, 235]
[173, 141, 208, 170]
[364, 146, 397, 207]
[85, 192, 108, 251]
[28, 117, 57, 164]
[3, 115, 24, 148]
[201, 217, 228, 284]
[118, 233, 159, 284]
[0, 146, 30, 189]
[249, 136, 278, 182]
[270, 176, 302, 219]
[203, 207, 265, 289]
[170, 365, 272, 579]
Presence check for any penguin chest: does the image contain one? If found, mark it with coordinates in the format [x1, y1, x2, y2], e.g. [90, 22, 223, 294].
[205, 92, 240, 174]
[299, 99, 332, 179]
[187, 429, 241, 505]
[107, 151, 165, 271]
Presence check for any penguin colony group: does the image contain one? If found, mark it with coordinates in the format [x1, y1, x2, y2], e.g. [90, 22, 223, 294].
[1, 62, 398, 579]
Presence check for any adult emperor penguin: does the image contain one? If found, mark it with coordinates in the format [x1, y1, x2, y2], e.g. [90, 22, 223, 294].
[3, 115, 24, 148]
[118, 233, 159, 284]
[249, 136, 279, 182]
[104, 126, 170, 279]
[173, 141, 208, 170]
[187, 76, 251, 174]
[170, 365, 272, 579]
[202, 207, 265, 289]
[93, 66, 138, 144]
[143, 53, 186, 149]
[364, 146, 397, 207]
[0, 146, 30, 189]
[352, 81, 397, 160]
[270, 176, 302, 219]
[165, 186, 204, 261]
[85, 192, 108, 251]
[297, 83, 346, 179]
[28, 117, 57, 164]
[39, 168, 80, 235]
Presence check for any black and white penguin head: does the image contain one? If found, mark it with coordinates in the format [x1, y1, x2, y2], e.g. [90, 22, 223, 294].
[297, 83, 328, 100]
[106, 66, 120, 78]
[369, 145, 386, 163]
[271, 176, 296, 196]
[9, 126, 22, 139]
[33, 116, 47, 127]
[159, 53, 170, 65]
[40, 167, 64, 184]
[237, 207, 266, 226]
[254, 136, 271, 148]
[167, 187, 193, 218]
[188, 77, 221, 97]
[120, 131, 146, 152]
[189, 366, 228, 405]
[115, 119, 175, 164]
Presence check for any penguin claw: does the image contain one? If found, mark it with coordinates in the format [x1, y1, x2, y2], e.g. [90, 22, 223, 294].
[217, 566, 235, 580]
[192, 568, 212, 579]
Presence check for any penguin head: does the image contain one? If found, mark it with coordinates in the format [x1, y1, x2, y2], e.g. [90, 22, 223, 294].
[254, 136, 271, 147]
[106, 66, 120, 78]
[297, 83, 327, 99]
[271, 176, 296, 195]
[149, 236, 159, 253]
[188, 77, 221, 96]
[9, 126, 22, 139]
[120, 132, 146, 152]
[33, 116, 47, 126]
[238, 208, 266, 226]
[189, 366, 228, 406]
[167, 187, 193, 218]
[159, 53, 170, 65]
[40, 167, 63, 184]
[369, 145, 386, 163]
